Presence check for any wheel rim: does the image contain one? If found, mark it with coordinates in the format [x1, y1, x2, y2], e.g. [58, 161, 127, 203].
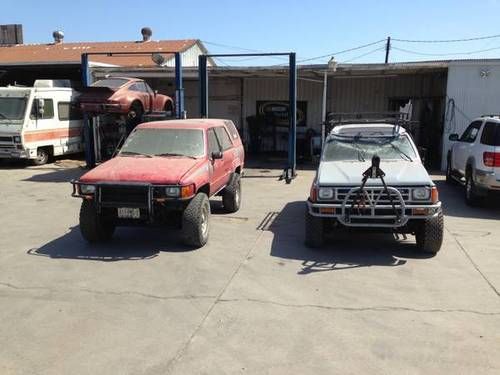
[37, 151, 47, 164]
[200, 205, 209, 238]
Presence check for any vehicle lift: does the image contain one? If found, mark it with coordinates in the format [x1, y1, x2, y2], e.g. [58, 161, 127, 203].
[198, 52, 297, 183]
[81, 51, 185, 168]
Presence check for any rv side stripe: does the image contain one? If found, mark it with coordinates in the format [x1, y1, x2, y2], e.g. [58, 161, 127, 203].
[24, 128, 82, 142]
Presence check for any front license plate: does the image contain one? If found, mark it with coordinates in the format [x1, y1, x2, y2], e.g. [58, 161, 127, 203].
[117, 207, 140, 219]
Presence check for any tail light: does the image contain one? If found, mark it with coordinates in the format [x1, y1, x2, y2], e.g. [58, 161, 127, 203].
[483, 152, 500, 167]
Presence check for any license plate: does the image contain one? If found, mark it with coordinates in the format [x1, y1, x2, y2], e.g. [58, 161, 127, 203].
[117, 207, 140, 219]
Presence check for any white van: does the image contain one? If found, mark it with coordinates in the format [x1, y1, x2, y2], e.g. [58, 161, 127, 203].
[0, 80, 83, 165]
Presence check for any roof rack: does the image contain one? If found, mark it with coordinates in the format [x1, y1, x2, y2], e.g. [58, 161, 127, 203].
[326, 111, 419, 137]
[480, 114, 500, 118]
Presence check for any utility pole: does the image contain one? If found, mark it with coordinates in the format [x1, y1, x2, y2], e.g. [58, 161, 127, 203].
[385, 36, 391, 64]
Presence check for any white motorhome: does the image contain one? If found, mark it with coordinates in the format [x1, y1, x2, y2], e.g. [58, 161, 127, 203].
[0, 80, 83, 165]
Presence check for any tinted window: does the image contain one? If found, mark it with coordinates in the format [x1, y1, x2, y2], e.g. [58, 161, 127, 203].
[129, 84, 140, 92]
[215, 127, 233, 151]
[30, 99, 54, 120]
[58, 102, 83, 121]
[460, 121, 482, 143]
[224, 120, 240, 140]
[91, 78, 128, 89]
[207, 129, 221, 153]
[480, 122, 500, 146]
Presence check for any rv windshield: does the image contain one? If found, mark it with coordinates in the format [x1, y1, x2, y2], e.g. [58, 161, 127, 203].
[0, 97, 27, 121]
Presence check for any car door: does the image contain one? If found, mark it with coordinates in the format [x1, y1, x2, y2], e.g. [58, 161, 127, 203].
[207, 128, 226, 194]
[454, 120, 483, 175]
[144, 82, 161, 111]
[214, 126, 235, 184]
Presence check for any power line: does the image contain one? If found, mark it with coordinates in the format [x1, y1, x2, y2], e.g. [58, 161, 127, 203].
[392, 33, 500, 43]
[341, 46, 386, 63]
[297, 39, 386, 63]
[392, 44, 500, 57]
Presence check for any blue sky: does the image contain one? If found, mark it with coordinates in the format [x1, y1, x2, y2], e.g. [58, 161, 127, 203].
[4, 0, 500, 65]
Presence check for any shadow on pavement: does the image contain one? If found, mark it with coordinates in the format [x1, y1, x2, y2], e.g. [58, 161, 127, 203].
[22, 167, 85, 183]
[435, 179, 500, 220]
[269, 201, 433, 275]
[27, 226, 195, 262]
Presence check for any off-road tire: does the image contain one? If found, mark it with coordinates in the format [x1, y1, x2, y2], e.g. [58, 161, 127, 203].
[79, 200, 115, 243]
[415, 211, 443, 254]
[222, 173, 241, 213]
[305, 207, 324, 248]
[182, 193, 210, 248]
[32, 148, 50, 166]
[465, 169, 481, 206]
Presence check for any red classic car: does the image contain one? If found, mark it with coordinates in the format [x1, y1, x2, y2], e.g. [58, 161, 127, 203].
[78, 77, 174, 119]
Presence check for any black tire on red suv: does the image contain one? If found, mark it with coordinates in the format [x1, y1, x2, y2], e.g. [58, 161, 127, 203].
[415, 211, 443, 254]
[182, 192, 210, 248]
[79, 200, 115, 243]
[222, 173, 241, 213]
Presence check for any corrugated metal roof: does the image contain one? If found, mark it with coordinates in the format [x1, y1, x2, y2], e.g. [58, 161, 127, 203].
[0, 39, 199, 67]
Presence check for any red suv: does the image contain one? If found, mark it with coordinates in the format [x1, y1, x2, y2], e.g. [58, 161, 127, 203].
[71, 119, 244, 247]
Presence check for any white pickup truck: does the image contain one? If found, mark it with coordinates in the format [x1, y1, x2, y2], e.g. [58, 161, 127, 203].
[446, 116, 500, 205]
[306, 123, 443, 254]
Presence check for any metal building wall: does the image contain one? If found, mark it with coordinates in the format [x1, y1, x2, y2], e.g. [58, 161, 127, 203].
[328, 74, 447, 113]
[242, 77, 323, 128]
[442, 60, 500, 169]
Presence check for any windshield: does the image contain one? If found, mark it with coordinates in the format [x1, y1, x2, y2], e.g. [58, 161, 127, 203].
[0, 97, 27, 121]
[91, 78, 129, 89]
[323, 134, 417, 162]
[119, 128, 205, 158]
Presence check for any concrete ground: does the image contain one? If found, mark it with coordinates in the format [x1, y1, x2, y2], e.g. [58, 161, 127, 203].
[0, 159, 499, 375]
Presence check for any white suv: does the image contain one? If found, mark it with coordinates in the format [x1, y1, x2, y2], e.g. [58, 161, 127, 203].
[446, 116, 500, 205]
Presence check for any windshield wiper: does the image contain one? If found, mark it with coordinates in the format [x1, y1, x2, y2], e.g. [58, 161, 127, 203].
[119, 151, 152, 158]
[388, 142, 413, 162]
[154, 152, 196, 159]
[352, 136, 366, 162]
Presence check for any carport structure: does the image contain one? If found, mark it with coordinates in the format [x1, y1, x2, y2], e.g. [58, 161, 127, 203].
[89, 60, 448, 169]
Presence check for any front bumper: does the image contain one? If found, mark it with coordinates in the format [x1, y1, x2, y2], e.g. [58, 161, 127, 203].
[71, 181, 192, 224]
[0, 146, 29, 159]
[308, 186, 441, 228]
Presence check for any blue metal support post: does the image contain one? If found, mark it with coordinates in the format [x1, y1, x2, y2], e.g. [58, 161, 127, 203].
[287, 52, 297, 183]
[198, 55, 208, 118]
[81, 53, 95, 169]
[174, 52, 184, 119]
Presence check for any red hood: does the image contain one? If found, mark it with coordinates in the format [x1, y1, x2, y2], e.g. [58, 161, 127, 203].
[80, 156, 204, 184]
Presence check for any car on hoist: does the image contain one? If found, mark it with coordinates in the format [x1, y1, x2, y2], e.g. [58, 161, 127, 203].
[71, 119, 244, 248]
[306, 123, 443, 254]
[77, 77, 174, 122]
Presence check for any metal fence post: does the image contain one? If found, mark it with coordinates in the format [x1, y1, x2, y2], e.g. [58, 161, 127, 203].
[287, 52, 297, 183]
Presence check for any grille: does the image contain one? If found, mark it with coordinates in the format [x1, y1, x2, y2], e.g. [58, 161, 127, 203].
[335, 187, 410, 205]
[0, 136, 13, 142]
[99, 185, 149, 207]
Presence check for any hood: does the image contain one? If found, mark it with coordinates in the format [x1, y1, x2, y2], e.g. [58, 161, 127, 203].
[80, 156, 205, 184]
[318, 160, 433, 186]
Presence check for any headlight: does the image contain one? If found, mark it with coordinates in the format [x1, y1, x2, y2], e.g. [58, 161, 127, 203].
[165, 186, 180, 197]
[13, 136, 21, 143]
[80, 184, 96, 194]
[412, 187, 431, 200]
[318, 187, 334, 199]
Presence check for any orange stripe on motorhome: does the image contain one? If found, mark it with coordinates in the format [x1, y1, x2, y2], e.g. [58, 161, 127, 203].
[24, 128, 82, 142]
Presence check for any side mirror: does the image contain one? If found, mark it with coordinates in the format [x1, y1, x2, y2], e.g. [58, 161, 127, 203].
[448, 133, 459, 141]
[211, 151, 223, 160]
[37, 98, 45, 116]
